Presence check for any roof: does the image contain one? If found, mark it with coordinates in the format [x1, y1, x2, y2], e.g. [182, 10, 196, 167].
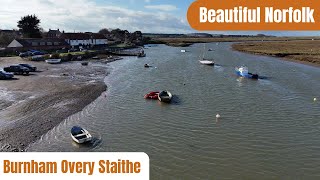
[60, 33, 90, 40]
[48, 29, 61, 34]
[14, 38, 68, 46]
[91, 33, 106, 39]
[60, 33, 106, 40]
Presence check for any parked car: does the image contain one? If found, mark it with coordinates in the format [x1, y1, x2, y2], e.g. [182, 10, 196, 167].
[19, 64, 37, 72]
[32, 51, 45, 55]
[19, 52, 31, 57]
[3, 65, 30, 75]
[0, 70, 14, 80]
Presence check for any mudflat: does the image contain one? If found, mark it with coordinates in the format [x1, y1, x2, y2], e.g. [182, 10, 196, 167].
[0, 57, 109, 151]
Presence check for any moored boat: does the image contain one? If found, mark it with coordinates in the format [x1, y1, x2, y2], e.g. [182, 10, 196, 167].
[181, 49, 186, 53]
[144, 91, 159, 100]
[199, 60, 215, 66]
[235, 66, 259, 79]
[158, 91, 172, 103]
[71, 126, 92, 144]
[45, 59, 61, 64]
[199, 44, 215, 66]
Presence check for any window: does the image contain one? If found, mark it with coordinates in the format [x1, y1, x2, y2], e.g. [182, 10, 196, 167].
[40, 42, 45, 46]
[54, 42, 59, 46]
[31, 42, 38, 46]
[47, 42, 52, 46]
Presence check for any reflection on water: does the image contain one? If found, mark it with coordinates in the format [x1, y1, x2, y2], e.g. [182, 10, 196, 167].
[28, 43, 320, 179]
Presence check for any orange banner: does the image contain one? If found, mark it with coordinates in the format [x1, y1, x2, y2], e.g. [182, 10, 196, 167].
[187, 0, 320, 30]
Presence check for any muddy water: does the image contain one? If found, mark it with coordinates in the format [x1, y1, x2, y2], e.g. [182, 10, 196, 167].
[28, 43, 320, 179]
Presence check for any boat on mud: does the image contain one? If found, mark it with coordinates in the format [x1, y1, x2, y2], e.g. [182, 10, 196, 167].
[144, 91, 159, 100]
[71, 126, 92, 144]
[45, 59, 61, 64]
[158, 91, 172, 103]
[235, 66, 259, 79]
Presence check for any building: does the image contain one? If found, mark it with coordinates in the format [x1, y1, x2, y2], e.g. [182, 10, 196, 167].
[47, 29, 62, 38]
[59, 33, 107, 47]
[7, 38, 69, 51]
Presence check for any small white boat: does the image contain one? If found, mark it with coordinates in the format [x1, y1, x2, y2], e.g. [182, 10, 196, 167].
[199, 60, 215, 66]
[71, 126, 92, 144]
[158, 91, 173, 103]
[199, 44, 215, 66]
[181, 50, 186, 53]
[235, 66, 259, 79]
[45, 59, 61, 64]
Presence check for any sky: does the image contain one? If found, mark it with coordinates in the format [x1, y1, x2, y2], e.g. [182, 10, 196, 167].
[0, 0, 319, 36]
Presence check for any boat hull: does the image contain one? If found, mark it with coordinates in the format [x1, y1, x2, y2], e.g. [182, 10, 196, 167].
[70, 126, 92, 144]
[158, 91, 173, 103]
[199, 60, 215, 66]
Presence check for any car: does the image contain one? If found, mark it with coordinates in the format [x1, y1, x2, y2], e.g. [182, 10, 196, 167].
[0, 70, 14, 80]
[3, 65, 30, 75]
[19, 64, 37, 72]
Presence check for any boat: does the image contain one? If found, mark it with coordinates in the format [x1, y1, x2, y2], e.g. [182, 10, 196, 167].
[199, 60, 215, 66]
[144, 91, 159, 100]
[45, 59, 61, 64]
[137, 53, 146, 57]
[181, 50, 186, 53]
[235, 66, 259, 79]
[71, 126, 92, 144]
[158, 91, 172, 103]
[137, 48, 146, 57]
[81, 62, 89, 66]
[208, 48, 213, 51]
[144, 64, 151, 68]
[92, 56, 100, 60]
[199, 44, 215, 66]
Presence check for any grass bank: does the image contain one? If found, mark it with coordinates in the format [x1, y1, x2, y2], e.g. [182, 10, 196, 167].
[152, 36, 320, 47]
[232, 40, 320, 66]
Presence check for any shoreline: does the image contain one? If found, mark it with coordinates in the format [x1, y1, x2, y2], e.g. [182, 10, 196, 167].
[0, 57, 116, 151]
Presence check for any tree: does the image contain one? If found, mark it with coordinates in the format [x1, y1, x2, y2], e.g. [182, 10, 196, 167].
[98, 28, 110, 35]
[17, 14, 42, 38]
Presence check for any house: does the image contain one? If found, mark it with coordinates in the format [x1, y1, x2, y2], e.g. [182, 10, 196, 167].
[7, 38, 69, 51]
[59, 33, 107, 47]
[47, 29, 62, 38]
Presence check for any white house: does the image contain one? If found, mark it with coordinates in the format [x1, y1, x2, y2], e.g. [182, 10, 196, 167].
[60, 33, 107, 47]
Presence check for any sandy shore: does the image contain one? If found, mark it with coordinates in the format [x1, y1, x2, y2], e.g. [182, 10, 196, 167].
[0, 57, 111, 151]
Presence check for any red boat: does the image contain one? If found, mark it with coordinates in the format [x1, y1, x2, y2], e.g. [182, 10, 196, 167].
[144, 91, 159, 100]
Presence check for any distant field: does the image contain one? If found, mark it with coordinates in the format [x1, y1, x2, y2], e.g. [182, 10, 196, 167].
[153, 36, 320, 47]
[232, 40, 320, 65]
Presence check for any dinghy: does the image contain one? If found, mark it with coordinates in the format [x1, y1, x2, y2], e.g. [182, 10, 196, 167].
[158, 91, 172, 103]
[199, 60, 215, 66]
[71, 126, 92, 144]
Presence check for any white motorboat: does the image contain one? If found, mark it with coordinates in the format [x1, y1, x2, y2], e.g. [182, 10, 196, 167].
[71, 126, 92, 144]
